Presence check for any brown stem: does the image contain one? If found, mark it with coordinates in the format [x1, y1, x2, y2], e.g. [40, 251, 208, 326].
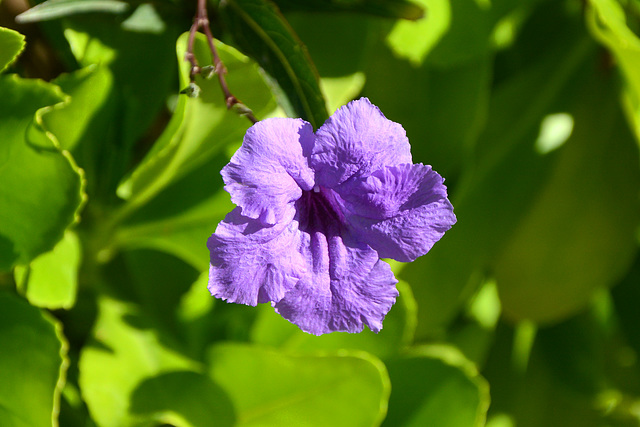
[185, 0, 258, 124]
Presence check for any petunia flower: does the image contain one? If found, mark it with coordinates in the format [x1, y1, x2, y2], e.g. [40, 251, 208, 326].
[207, 98, 456, 335]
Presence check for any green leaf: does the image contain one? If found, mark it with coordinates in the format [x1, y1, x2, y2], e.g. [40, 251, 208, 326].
[284, 11, 379, 78]
[0, 27, 25, 72]
[482, 297, 640, 427]
[24, 66, 115, 204]
[493, 58, 640, 323]
[399, 6, 594, 338]
[118, 249, 200, 336]
[0, 292, 68, 427]
[446, 280, 502, 367]
[482, 320, 609, 427]
[116, 178, 232, 271]
[14, 230, 81, 310]
[16, 0, 128, 23]
[79, 297, 197, 427]
[320, 72, 366, 114]
[130, 371, 235, 427]
[363, 49, 491, 181]
[250, 280, 417, 360]
[208, 343, 390, 426]
[386, 0, 451, 66]
[383, 345, 490, 427]
[177, 273, 214, 325]
[61, 12, 181, 197]
[120, 4, 166, 34]
[421, 0, 496, 66]
[387, 0, 543, 67]
[222, 0, 329, 128]
[611, 252, 640, 359]
[0, 75, 85, 271]
[45, 66, 114, 152]
[176, 273, 218, 359]
[37, 65, 117, 196]
[274, 0, 424, 20]
[534, 304, 612, 396]
[588, 0, 640, 144]
[96, 249, 204, 354]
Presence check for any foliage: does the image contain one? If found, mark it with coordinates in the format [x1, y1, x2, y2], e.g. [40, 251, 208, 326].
[1, 0, 640, 425]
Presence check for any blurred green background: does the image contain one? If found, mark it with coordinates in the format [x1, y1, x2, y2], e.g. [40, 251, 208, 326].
[1, 0, 640, 425]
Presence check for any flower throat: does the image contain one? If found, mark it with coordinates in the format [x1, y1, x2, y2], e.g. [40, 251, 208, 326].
[297, 186, 345, 233]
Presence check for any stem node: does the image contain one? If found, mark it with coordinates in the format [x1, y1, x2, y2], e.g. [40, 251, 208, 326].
[184, 0, 258, 124]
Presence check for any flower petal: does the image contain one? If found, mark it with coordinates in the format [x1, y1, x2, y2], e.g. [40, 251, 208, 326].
[222, 118, 315, 225]
[274, 231, 398, 335]
[339, 163, 456, 262]
[311, 98, 412, 188]
[207, 208, 306, 306]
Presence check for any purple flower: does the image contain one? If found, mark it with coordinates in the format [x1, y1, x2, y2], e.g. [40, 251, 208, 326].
[207, 98, 456, 335]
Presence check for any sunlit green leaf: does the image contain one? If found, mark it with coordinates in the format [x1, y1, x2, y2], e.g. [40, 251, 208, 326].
[0, 27, 25, 72]
[121, 3, 166, 34]
[383, 345, 490, 427]
[14, 230, 80, 310]
[16, 0, 128, 23]
[0, 75, 85, 271]
[320, 72, 366, 114]
[0, 292, 68, 427]
[387, 0, 544, 67]
[588, 0, 640, 144]
[40, 66, 114, 153]
[208, 343, 390, 426]
[222, 0, 329, 128]
[386, 0, 451, 65]
[37, 65, 116, 197]
[79, 297, 197, 426]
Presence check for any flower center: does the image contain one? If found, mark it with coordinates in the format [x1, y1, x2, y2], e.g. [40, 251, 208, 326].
[297, 186, 344, 234]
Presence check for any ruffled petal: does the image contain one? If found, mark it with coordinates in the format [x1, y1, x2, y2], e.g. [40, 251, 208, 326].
[311, 98, 412, 188]
[207, 208, 307, 306]
[222, 118, 315, 225]
[273, 231, 398, 335]
[338, 163, 456, 262]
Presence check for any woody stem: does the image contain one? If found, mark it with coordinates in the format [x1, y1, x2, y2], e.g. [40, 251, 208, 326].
[185, 0, 258, 124]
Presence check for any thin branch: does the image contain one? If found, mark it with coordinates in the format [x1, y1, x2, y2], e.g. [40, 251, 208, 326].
[185, 0, 258, 124]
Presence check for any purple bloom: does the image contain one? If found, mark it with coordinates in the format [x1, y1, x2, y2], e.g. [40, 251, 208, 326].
[207, 98, 456, 335]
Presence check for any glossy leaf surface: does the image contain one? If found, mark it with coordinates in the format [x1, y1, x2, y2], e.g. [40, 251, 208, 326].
[209, 343, 390, 426]
[0, 27, 25, 71]
[222, 0, 329, 128]
[0, 76, 84, 271]
[0, 293, 67, 427]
